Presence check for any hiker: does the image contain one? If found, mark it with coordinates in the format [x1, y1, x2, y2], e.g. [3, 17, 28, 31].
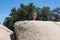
[32, 12, 37, 20]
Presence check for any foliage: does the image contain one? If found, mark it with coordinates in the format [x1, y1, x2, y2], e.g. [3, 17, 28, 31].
[3, 3, 60, 31]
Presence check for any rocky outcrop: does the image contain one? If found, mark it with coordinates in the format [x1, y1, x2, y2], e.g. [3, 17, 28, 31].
[14, 21, 60, 40]
[0, 24, 14, 40]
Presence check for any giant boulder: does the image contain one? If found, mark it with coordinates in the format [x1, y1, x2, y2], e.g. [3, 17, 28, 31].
[14, 21, 60, 40]
[0, 24, 13, 40]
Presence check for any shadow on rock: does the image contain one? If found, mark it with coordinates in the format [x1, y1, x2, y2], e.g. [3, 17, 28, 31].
[10, 33, 17, 40]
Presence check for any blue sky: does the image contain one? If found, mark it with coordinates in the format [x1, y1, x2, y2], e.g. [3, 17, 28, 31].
[0, 0, 60, 23]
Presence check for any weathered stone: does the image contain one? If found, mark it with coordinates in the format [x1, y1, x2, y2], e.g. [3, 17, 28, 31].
[0, 24, 14, 40]
[14, 21, 60, 40]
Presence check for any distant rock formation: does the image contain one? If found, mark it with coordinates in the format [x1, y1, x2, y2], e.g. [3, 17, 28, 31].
[14, 21, 60, 40]
[0, 24, 14, 40]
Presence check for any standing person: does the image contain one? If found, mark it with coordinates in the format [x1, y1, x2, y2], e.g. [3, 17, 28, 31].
[32, 12, 37, 20]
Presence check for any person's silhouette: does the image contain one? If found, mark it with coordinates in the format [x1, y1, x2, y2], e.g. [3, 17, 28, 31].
[32, 12, 37, 20]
